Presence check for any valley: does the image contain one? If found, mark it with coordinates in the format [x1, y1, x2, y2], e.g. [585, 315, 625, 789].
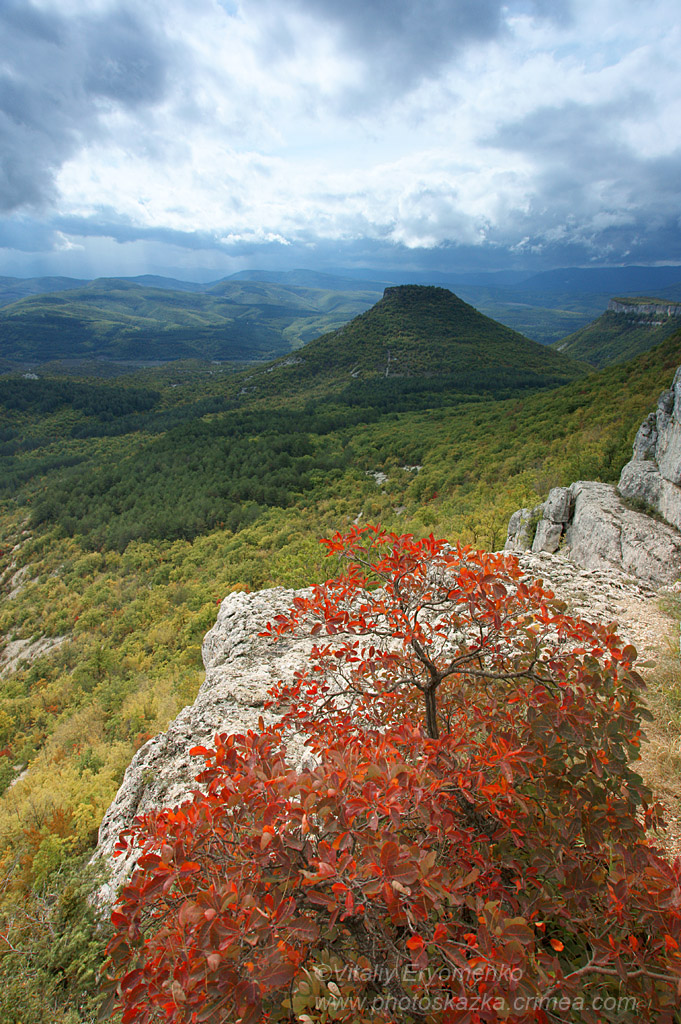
[0, 278, 382, 367]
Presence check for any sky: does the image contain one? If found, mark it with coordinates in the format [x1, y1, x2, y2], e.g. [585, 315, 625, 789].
[1, 0, 680, 281]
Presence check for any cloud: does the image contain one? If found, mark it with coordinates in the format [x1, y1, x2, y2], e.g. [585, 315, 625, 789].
[82, 10, 168, 106]
[0, 1, 171, 213]
[0, 216, 64, 253]
[484, 95, 681, 261]
[246, 0, 573, 102]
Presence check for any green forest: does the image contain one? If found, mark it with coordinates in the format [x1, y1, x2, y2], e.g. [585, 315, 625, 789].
[0, 285, 680, 1021]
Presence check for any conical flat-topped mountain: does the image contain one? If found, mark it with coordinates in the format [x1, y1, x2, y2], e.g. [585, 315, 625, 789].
[247, 285, 587, 405]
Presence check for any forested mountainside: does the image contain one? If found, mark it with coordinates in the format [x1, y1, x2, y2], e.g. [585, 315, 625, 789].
[236, 284, 586, 407]
[0, 285, 680, 1021]
[3, 286, 588, 551]
[554, 297, 681, 367]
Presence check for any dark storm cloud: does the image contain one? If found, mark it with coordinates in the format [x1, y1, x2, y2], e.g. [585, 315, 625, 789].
[0, 1, 171, 213]
[52, 213, 223, 251]
[83, 11, 169, 106]
[489, 97, 643, 172]
[249, 0, 573, 98]
[486, 98, 681, 262]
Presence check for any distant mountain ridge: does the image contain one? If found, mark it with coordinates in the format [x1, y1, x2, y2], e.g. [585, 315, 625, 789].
[0, 274, 596, 374]
[554, 297, 681, 367]
[2, 265, 681, 358]
[0, 275, 89, 307]
[504, 265, 681, 295]
[0, 278, 381, 365]
[3, 263, 680, 305]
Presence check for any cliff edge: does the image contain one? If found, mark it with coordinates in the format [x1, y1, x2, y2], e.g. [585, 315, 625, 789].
[618, 365, 681, 531]
[95, 586, 316, 901]
[506, 365, 681, 585]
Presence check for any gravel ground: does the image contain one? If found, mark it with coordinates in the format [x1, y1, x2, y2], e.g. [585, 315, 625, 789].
[514, 551, 681, 860]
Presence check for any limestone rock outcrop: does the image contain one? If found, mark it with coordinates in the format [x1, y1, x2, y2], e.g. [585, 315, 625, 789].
[95, 586, 317, 901]
[618, 366, 681, 531]
[562, 481, 681, 583]
[507, 366, 681, 586]
[608, 299, 681, 320]
[506, 487, 574, 556]
[505, 506, 543, 551]
[506, 480, 681, 585]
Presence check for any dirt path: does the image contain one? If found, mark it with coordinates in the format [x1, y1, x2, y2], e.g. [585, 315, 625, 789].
[601, 585, 681, 858]
[515, 551, 681, 860]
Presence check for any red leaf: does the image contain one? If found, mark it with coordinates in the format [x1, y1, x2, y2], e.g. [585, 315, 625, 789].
[262, 959, 296, 989]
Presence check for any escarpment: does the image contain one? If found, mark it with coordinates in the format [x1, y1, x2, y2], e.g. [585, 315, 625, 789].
[608, 298, 681, 320]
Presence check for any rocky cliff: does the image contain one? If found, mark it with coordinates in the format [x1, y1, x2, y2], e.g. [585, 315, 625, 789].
[618, 365, 681, 530]
[506, 365, 681, 585]
[608, 298, 681, 320]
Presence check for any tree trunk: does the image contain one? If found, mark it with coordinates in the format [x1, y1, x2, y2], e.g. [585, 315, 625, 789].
[424, 686, 439, 739]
